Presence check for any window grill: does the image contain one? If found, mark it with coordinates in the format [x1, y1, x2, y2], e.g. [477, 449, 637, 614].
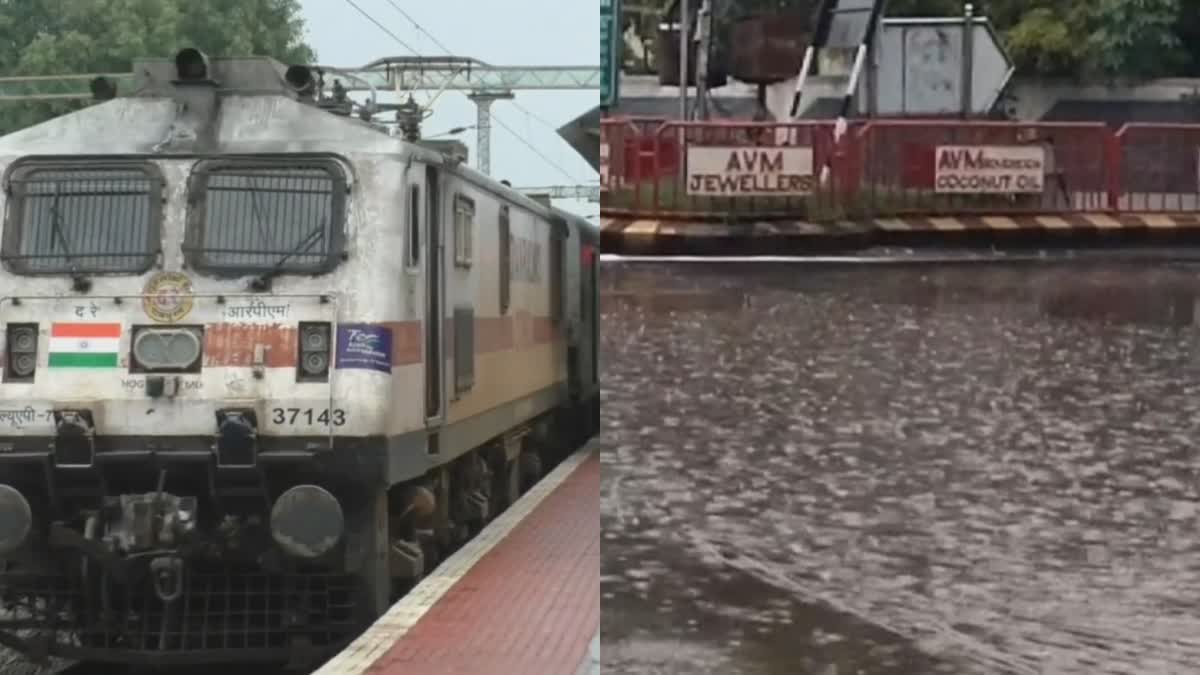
[186, 161, 345, 275]
[499, 205, 511, 313]
[406, 184, 421, 268]
[550, 228, 564, 323]
[453, 194, 474, 267]
[1, 165, 161, 274]
[454, 305, 475, 394]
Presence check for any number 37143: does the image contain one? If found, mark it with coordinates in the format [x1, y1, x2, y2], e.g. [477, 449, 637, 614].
[271, 408, 346, 426]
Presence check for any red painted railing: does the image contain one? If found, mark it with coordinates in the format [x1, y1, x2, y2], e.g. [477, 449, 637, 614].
[600, 118, 1200, 221]
[1115, 123, 1200, 212]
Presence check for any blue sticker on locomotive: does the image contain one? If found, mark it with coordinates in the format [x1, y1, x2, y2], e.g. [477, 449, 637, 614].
[335, 324, 393, 373]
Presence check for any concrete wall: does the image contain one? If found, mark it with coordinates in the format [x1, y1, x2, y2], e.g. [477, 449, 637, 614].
[1004, 79, 1200, 120]
[618, 72, 1200, 123]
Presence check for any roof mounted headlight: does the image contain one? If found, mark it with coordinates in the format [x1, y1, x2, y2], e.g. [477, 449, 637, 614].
[175, 48, 211, 81]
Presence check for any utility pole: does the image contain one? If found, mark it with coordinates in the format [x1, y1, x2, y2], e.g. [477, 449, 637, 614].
[678, 0, 690, 120]
[960, 3, 975, 119]
[693, 0, 713, 119]
[467, 90, 515, 175]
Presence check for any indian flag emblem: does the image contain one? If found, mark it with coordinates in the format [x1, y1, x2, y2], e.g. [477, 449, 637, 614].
[49, 323, 122, 368]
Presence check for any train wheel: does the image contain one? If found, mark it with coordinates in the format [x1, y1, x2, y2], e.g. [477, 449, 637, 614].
[349, 488, 392, 621]
[488, 453, 521, 516]
[504, 456, 521, 506]
[520, 446, 543, 493]
[459, 452, 491, 537]
[427, 467, 454, 559]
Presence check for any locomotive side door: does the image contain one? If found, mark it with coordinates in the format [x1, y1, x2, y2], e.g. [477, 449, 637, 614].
[424, 164, 446, 425]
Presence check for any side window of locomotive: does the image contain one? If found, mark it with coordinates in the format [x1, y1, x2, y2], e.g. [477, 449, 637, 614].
[185, 159, 346, 275]
[550, 230, 564, 323]
[406, 184, 420, 269]
[1, 162, 162, 275]
[453, 194, 474, 268]
[499, 205, 511, 313]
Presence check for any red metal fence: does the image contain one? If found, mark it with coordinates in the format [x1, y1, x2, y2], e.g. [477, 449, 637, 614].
[1115, 124, 1200, 212]
[602, 119, 842, 219]
[600, 118, 1200, 221]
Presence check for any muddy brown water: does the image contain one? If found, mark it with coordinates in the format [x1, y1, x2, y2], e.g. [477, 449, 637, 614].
[600, 260, 1200, 674]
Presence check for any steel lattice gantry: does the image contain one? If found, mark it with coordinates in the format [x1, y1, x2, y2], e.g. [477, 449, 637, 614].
[518, 184, 601, 202]
[348, 57, 599, 175]
[0, 57, 601, 176]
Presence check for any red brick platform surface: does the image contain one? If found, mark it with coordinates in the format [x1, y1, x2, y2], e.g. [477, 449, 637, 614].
[365, 451, 599, 675]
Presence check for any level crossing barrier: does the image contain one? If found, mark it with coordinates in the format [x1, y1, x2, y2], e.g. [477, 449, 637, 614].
[600, 117, 1200, 222]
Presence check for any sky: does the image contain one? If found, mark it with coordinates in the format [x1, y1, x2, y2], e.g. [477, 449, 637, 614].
[298, 0, 599, 219]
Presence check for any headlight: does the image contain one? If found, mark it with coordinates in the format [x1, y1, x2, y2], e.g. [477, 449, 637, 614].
[302, 327, 329, 352]
[9, 328, 36, 353]
[297, 322, 331, 380]
[302, 350, 329, 375]
[5, 324, 38, 380]
[132, 328, 202, 370]
[9, 354, 36, 378]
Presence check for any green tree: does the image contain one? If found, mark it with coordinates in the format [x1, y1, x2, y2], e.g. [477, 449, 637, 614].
[0, 0, 314, 134]
[891, 0, 1192, 80]
[1086, 0, 1183, 79]
[627, 0, 1200, 80]
[1177, 1, 1200, 76]
[1004, 5, 1090, 78]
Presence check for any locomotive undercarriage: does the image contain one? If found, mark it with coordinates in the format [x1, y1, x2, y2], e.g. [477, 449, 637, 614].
[0, 415, 567, 668]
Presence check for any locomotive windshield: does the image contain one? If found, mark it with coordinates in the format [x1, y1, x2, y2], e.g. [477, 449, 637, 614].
[184, 159, 345, 276]
[0, 163, 162, 275]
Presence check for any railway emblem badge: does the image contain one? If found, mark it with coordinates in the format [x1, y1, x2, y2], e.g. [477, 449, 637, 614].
[142, 271, 195, 323]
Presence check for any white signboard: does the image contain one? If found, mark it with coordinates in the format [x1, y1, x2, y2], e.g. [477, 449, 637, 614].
[686, 146, 815, 197]
[867, 18, 1014, 116]
[934, 145, 1045, 194]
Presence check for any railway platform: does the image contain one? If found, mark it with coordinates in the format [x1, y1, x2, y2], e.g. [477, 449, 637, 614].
[599, 214, 1200, 256]
[314, 445, 600, 675]
[599, 117, 1200, 257]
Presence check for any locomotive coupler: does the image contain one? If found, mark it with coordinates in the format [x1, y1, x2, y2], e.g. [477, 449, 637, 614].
[150, 556, 184, 603]
[103, 492, 198, 553]
[47, 522, 130, 583]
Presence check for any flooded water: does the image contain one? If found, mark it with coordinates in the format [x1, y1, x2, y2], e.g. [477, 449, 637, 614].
[600, 260, 1200, 675]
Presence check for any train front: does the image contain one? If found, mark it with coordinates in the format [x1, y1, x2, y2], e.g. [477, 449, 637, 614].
[0, 51, 392, 666]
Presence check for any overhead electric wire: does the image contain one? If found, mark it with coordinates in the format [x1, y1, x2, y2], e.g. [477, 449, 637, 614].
[378, 2, 584, 182]
[510, 99, 565, 136]
[342, 0, 422, 57]
[351, 0, 586, 184]
[382, 0, 455, 54]
[342, 0, 444, 110]
[485, 109, 580, 183]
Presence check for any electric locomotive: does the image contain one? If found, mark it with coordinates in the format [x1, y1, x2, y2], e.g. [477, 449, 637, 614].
[0, 49, 600, 667]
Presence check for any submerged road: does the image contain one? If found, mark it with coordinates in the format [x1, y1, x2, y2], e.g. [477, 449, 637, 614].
[600, 259, 1200, 674]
